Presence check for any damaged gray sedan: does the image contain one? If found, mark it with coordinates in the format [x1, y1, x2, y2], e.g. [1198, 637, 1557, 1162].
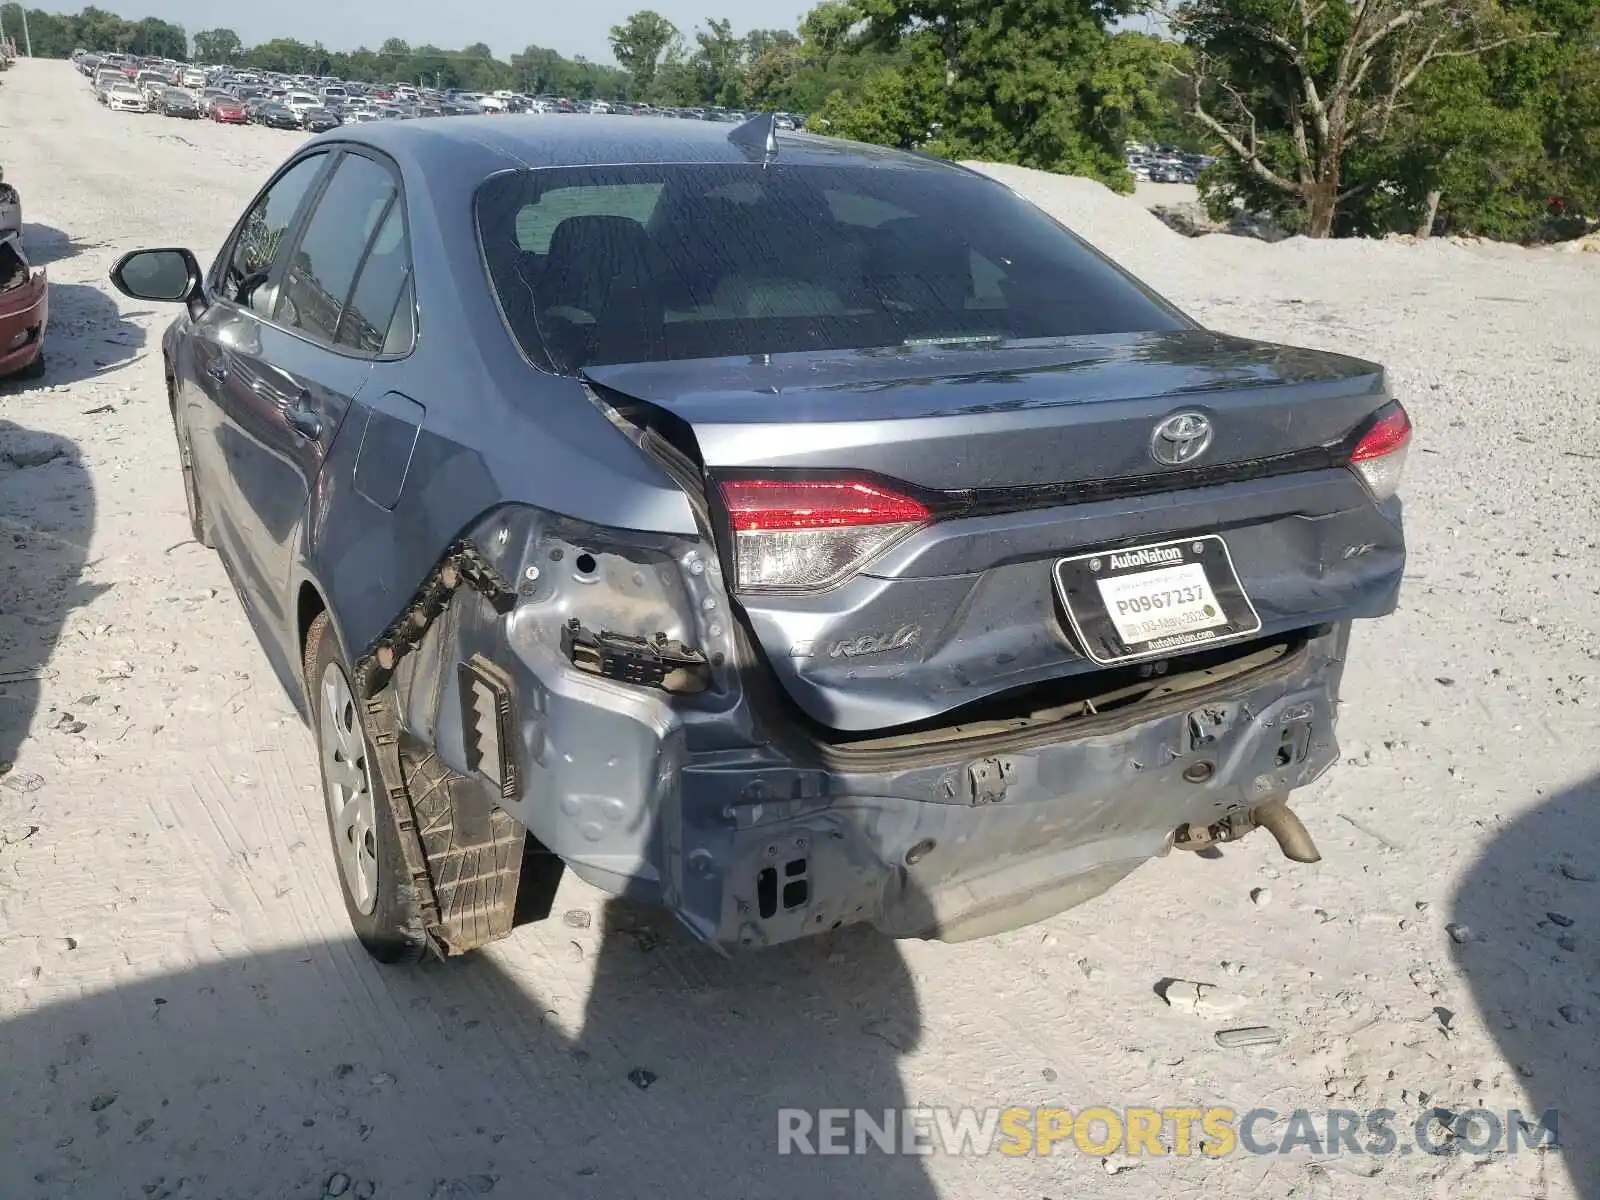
[108, 115, 1409, 963]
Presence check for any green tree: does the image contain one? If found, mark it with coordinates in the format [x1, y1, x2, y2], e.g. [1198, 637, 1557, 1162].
[192, 27, 242, 63]
[127, 16, 186, 58]
[694, 17, 747, 105]
[243, 37, 317, 73]
[609, 9, 678, 94]
[816, 0, 1139, 189]
[1152, 0, 1553, 236]
[1093, 32, 1199, 150]
[745, 36, 804, 106]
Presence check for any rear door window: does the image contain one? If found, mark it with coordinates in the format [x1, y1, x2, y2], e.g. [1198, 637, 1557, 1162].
[335, 203, 415, 356]
[475, 162, 1188, 374]
[275, 153, 399, 346]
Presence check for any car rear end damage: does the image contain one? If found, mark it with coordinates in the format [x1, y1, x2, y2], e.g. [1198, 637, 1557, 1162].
[364, 345, 1406, 951]
[367, 500, 1357, 952]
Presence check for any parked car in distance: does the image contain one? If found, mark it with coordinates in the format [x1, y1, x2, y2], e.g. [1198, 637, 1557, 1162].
[254, 102, 301, 130]
[212, 98, 250, 124]
[301, 107, 341, 133]
[106, 83, 149, 113]
[157, 88, 201, 118]
[284, 91, 321, 121]
[108, 114, 1409, 965]
[0, 232, 47, 379]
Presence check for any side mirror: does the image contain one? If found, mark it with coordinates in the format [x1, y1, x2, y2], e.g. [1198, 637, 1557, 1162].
[110, 247, 202, 303]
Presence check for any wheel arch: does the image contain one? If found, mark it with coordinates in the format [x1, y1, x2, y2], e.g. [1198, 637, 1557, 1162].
[297, 578, 329, 669]
[295, 576, 337, 719]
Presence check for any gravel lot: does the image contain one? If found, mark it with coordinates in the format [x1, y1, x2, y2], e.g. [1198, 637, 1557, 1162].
[2, 57, 1598, 1200]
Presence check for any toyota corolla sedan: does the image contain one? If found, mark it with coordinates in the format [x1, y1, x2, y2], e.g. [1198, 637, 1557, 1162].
[109, 116, 1409, 964]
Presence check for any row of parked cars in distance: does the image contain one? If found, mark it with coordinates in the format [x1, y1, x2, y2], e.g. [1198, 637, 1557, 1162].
[1124, 142, 1216, 185]
[70, 48, 806, 132]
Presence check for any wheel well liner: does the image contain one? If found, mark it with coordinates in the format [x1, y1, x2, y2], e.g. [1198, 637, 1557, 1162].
[297, 581, 327, 674]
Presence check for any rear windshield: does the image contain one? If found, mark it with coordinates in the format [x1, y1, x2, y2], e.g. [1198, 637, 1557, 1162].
[474, 162, 1187, 373]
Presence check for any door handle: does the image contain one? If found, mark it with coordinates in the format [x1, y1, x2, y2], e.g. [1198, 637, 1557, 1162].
[284, 392, 322, 441]
[205, 360, 228, 382]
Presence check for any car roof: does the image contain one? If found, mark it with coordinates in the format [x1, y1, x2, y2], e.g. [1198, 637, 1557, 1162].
[315, 115, 954, 194]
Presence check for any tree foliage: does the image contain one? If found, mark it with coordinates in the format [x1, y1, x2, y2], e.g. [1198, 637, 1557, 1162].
[609, 9, 677, 94]
[191, 28, 241, 64]
[1148, 0, 1596, 238]
[802, 0, 1176, 191]
[1, 4, 186, 58]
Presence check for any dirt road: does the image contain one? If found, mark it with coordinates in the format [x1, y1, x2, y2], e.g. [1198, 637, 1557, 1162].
[2, 59, 1597, 1200]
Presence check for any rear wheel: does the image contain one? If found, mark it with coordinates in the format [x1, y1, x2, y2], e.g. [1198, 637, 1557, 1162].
[305, 612, 429, 964]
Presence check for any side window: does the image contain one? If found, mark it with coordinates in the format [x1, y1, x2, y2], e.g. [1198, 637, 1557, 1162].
[335, 203, 415, 356]
[218, 153, 328, 315]
[275, 153, 398, 346]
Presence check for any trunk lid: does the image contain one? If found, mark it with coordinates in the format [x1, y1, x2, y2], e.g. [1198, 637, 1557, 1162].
[582, 330, 1387, 493]
[584, 330, 1403, 733]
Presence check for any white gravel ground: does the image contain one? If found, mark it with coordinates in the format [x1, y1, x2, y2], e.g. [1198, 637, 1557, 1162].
[2, 58, 1598, 1200]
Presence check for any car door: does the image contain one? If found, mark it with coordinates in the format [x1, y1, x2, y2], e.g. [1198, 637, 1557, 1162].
[184, 151, 332, 589]
[216, 149, 406, 657]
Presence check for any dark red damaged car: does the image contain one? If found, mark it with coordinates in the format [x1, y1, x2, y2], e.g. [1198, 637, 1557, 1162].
[0, 233, 47, 380]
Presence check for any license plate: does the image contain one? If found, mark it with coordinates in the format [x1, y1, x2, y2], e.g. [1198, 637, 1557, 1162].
[1053, 535, 1261, 665]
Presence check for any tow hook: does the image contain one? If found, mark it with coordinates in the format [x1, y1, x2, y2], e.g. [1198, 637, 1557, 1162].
[1172, 795, 1322, 863]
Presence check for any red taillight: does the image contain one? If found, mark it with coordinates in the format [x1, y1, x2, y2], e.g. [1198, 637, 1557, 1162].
[722, 479, 930, 532]
[1348, 402, 1411, 500]
[720, 478, 930, 591]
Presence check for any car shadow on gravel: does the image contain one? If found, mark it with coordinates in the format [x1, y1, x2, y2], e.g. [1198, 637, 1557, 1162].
[0, 913, 938, 1199]
[22, 223, 93, 267]
[0, 281, 148, 393]
[0, 420, 103, 797]
[1450, 771, 1599, 1195]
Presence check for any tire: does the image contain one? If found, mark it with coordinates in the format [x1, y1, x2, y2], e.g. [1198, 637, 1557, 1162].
[304, 611, 429, 964]
[171, 400, 213, 548]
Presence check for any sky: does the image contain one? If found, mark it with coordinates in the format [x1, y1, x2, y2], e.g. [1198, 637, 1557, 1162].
[110, 0, 810, 64]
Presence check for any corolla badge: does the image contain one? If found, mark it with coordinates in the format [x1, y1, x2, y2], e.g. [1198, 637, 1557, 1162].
[831, 624, 921, 659]
[791, 624, 922, 660]
[1150, 411, 1214, 466]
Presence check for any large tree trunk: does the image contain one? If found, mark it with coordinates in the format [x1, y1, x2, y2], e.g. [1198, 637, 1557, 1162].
[1417, 188, 1443, 237]
[1304, 181, 1338, 237]
[1302, 147, 1343, 238]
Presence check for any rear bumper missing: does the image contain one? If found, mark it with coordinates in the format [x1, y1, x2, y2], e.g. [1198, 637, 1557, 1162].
[408, 546, 1348, 950]
[659, 628, 1345, 949]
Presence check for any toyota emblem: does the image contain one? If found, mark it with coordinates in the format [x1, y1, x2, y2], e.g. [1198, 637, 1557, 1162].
[1150, 411, 1213, 466]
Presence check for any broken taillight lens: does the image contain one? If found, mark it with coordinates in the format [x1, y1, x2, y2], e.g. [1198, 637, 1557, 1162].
[720, 478, 931, 592]
[1348, 402, 1411, 501]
